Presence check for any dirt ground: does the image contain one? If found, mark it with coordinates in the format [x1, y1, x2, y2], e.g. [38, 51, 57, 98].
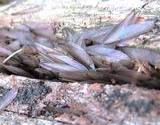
[0, 0, 160, 28]
[0, 0, 160, 125]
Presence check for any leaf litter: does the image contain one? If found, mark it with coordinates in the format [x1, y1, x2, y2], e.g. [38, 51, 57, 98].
[0, 9, 160, 111]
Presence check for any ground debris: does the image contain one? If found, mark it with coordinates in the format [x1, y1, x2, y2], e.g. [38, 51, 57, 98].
[0, 1, 160, 124]
[0, 74, 159, 125]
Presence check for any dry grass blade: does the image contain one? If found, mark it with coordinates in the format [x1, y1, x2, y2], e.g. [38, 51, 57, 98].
[90, 55, 131, 68]
[3, 48, 23, 64]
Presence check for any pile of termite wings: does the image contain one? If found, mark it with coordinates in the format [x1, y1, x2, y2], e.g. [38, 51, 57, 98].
[0, 10, 160, 89]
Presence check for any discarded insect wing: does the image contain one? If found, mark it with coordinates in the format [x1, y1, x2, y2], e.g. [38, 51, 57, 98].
[62, 27, 80, 43]
[40, 62, 82, 73]
[2, 65, 33, 77]
[104, 20, 155, 44]
[117, 38, 137, 47]
[0, 35, 13, 46]
[65, 42, 95, 70]
[35, 36, 55, 48]
[90, 55, 111, 67]
[19, 54, 39, 68]
[87, 45, 130, 63]
[0, 88, 18, 110]
[77, 25, 113, 44]
[7, 40, 21, 51]
[0, 28, 35, 45]
[47, 54, 88, 71]
[117, 20, 155, 41]
[13, 23, 30, 32]
[0, 47, 12, 56]
[24, 22, 56, 40]
[35, 68, 57, 79]
[22, 46, 37, 55]
[62, 27, 87, 47]
[121, 9, 139, 25]
[103, 10, 138, 44]
[120, 47, 160, 69]
[34, 43, 63, 55]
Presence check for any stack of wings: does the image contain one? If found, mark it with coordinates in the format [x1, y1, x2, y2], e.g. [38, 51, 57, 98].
[0, 10, 160, 89]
